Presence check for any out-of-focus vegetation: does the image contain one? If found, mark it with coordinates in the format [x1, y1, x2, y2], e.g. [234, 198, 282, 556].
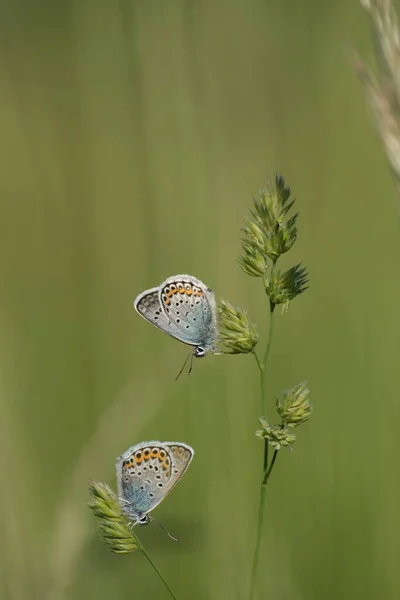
[0, 1, 399, 599]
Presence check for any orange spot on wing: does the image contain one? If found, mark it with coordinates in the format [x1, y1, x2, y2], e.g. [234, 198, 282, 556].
[186, 289, 193, 295]
[179, 288, 185, 294]
[161, 459, 171, 474]
[164, 298, 171, 305]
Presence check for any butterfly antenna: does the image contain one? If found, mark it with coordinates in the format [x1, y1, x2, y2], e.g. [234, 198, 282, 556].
[149, 516, 178, 542]
[188, 351, 194, 375]
[175, 351, 192, 381]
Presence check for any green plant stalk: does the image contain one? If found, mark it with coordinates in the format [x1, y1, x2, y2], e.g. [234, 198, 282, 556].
[130, 529, 177, 600]
[141, 545, 178, 600]
[248, 485, 267, 600]
[248, 302, 277, 600]
[260, 301, 275, 478]
[263, 449, 278, 484]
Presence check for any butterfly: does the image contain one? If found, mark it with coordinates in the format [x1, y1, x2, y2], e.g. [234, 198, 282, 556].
[134, 274, 218, 361]
[116, 441, 194, 527]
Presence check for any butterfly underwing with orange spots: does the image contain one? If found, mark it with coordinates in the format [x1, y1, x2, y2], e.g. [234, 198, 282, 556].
[116, 441, 194, 524]
[134, 274, 218, 358]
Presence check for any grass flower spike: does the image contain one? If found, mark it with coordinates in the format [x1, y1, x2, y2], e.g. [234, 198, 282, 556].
[264, 263, 309, 308]
[88, 481, 140, 554]
[218, 299, 259, 353]
[277, 381, 312, 428]
[256, 419, 296, 450]
[239, 175, 298, 269]
[353, 1, 400, 212]
[237, 237, 267, 277]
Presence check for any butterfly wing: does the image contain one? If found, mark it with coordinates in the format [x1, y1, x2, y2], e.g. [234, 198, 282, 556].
[161, 442, 194, 495]
[134, 287, 190, 343]
[116, 441, 194, 520]
[158, 275, 218, 348]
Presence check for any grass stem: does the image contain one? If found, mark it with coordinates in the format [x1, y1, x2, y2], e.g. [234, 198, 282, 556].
[248, 304, 276, 600]
[141, 547, 178, 600]
[263, 449, 279, 486]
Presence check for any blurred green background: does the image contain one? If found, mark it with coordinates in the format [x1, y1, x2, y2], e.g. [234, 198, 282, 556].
[1, 0, 399, 598]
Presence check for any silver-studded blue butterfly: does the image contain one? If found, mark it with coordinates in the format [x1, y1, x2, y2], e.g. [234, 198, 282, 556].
[116, 441, 194, 525]
[134, 274, 218, 359]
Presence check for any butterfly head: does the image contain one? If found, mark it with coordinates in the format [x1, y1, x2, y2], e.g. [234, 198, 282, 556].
[194, 343, 219, 358]
[193, 345, 206, 358]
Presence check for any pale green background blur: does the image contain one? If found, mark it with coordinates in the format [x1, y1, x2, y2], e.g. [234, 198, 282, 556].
[0, 1, 399, 599]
